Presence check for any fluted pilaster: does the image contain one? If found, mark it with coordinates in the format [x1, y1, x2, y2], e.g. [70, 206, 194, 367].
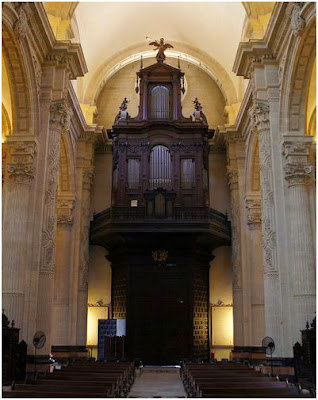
[76, 167, 94, 345]
[227, 166, 244, 345]
[282, 136, 315, 341]
[52, 197, 75, 345]
[3, 137, 38, 329]
[245, 194, 265, 345]
[249, 100, 282, 351]
[37, 99, 72, 355]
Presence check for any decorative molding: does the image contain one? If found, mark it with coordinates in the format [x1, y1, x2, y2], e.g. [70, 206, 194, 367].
[6, 139, 37, 184]
[40, 131, 60, 272]
[57, 198, 75, 225]
[50, 99, 73, 132]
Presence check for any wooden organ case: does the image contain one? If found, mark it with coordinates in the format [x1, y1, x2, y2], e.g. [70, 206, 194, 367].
[91, 58, 231, 364]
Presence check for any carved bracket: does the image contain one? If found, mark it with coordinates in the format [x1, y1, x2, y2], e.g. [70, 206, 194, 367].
[245, 196, 262, 227]
[249, 100, 270, 133]
[50, 99, 73, 132]
[57, 198, 75, 225]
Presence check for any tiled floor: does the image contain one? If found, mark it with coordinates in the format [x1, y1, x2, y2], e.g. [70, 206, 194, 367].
[128, 366, 187, 398]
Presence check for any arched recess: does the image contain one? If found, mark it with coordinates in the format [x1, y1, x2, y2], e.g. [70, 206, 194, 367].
[280, 5, 316, 135]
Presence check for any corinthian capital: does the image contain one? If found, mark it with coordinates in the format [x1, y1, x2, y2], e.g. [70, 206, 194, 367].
[50, 99, 72, 132]
[249, 100, 270, 133]
[6, 138, 37, 184]
[245, 196, 262, 228]
[284, 163, 312, 186]
[57, 198, 75, 225]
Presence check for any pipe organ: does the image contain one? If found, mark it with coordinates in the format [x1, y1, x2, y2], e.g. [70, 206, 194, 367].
[91, 55, 231, 363]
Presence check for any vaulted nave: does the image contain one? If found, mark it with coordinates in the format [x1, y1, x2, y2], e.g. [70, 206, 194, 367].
[2, 1, 316, 397]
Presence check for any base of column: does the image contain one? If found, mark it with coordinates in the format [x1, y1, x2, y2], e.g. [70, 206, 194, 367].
[51, 345, 90, 361]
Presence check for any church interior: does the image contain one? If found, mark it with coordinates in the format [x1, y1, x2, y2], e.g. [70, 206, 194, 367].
[2, 1, 316, 397]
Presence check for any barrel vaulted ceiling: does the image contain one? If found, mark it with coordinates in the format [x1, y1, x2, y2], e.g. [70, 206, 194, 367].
[43, 2, 275, 115]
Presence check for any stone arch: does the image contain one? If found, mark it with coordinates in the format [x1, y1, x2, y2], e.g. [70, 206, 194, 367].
[280, 4, 316, 135]
[2, 6, 33, 136]
[82, 41, 239, 108]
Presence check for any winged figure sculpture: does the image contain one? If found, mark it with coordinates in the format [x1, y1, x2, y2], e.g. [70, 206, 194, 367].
[149, 38, 173, 62]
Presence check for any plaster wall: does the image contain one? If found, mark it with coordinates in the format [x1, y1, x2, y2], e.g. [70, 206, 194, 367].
[92, 152, 113, 214]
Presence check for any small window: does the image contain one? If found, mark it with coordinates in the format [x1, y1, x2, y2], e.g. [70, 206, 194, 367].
[150, 85, 170, 119]
[127, 159, 140, 189]
[181, 159, 195, 189]
[130, 200, 138, 207]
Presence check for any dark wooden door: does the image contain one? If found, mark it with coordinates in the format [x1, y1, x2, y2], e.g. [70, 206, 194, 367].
[129, 264, 191, 364]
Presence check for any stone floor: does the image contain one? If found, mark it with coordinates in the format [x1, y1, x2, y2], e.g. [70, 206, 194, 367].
[128, 366, 187, 398]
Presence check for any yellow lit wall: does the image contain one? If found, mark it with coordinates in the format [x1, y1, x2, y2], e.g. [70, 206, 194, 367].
[2, 57, 13, 141]
[306, 58, 316, 138]
[210, 246, 233, 360]
[87, 245, 112, 348]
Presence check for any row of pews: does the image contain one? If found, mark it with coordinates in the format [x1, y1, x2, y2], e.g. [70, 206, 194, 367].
[3, 361, 135, 398]
[181, 362, 313, 398]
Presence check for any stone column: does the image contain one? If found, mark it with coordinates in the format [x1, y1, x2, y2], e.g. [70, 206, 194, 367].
[52, 197, 75, 345]
[3, 137, 38, 329]
[249, 100, 282, 352]
[282, 136, 315, 342]
[36, 99, 72, 355]
[76, 167, 94, 346]
[245, 194, 265, 345]
[227, 166, 244, 345]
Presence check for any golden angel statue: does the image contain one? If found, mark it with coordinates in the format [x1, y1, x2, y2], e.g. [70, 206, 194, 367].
[149, 38, 173, 62]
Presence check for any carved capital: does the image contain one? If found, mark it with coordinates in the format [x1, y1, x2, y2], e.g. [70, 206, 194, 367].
[249, 100, 270, 132]
[290, 3, 305, 37]
[284, 163, 312, 186]
[57, 198, 75, 225]
[50, 99, 72, 132]
[226, 167, 238, 190]
[282, 139, 312, 160]
[6, 139, 37, 184]
[83, 167, 94, 190]
[245, 197, 262, 227]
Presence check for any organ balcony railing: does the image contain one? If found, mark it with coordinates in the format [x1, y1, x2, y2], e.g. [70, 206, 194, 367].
[91, 206, 231, 242]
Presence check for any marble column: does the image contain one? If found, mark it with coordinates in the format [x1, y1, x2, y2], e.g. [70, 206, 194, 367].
[3, 136, 38, 329]
[77, 167, 94, 346]
[227, 166, 244, 345]
[282, 136, 316, 342]
[245, 195, 265, 345]
[36, 99, 72, 355]
[52, 197, 75, 345]
[249, 100, 282, 352]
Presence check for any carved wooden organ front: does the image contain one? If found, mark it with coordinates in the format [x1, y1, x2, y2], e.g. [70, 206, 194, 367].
[108, 61, 213, 215]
